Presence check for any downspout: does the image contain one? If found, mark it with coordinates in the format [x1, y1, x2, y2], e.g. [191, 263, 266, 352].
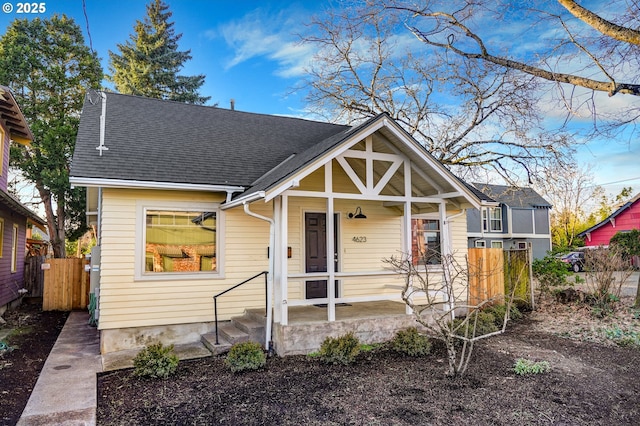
[243, 202, 274, 352]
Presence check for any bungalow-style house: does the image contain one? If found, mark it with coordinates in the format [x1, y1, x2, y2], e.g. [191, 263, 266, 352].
[578, 193, 640, 247]
[0, 86, 47, 314]
[467, 183, 552, 260]
[69, 91, 486, 356]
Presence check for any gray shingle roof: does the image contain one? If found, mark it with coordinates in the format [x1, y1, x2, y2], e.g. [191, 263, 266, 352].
[70, 92, 350, 188]
[472, 183, 551, 208]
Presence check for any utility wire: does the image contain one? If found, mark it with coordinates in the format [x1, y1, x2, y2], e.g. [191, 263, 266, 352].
[82, 0, 94, 54]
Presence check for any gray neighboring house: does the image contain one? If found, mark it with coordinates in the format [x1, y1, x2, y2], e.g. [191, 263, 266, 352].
[467, 183, 552, 260]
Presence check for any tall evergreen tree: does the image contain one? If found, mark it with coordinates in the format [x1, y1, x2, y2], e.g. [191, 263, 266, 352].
[0, 15, 103, 258]
[108, 0, 209, 104]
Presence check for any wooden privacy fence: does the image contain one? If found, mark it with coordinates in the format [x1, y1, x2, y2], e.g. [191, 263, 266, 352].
[42, 258, 90, 311]
[468, 248, 504, 305]
[468, 248, 533, 308]
[24, 255, 46, 298]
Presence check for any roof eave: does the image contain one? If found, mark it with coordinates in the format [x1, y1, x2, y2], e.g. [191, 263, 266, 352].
[69, 176, 245, 193]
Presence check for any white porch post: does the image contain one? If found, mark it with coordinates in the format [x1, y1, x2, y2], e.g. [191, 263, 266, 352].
[439, 201, 455, 318]
[279, 195, 289, 325]
[326, 162, 336, 322]
[439, 201, 450, 256]
[273, 197, 282, 324]
[404, 159, 413, 315]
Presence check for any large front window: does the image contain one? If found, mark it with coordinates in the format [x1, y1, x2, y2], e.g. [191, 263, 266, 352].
[144, 210, 216, 273]
[411, 218, 441, 265]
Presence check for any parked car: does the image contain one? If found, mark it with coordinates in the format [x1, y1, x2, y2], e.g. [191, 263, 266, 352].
[559, 251, 585, 272]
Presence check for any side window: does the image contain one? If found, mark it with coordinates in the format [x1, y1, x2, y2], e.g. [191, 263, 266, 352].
[475, 240, 486, 248]
[490, 241, 503, 249]
[144, 210, 217, 274]
[411, 218, 441, 266]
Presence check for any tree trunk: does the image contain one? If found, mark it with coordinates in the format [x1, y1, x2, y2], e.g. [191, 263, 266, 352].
[37, 185, 66, 258]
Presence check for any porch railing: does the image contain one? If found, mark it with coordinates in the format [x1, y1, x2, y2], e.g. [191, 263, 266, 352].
[212, 271, 268, 345]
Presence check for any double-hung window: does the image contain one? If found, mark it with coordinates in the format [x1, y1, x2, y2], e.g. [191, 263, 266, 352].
[411, 217, 441, 266]
[482, 207, 502, 232]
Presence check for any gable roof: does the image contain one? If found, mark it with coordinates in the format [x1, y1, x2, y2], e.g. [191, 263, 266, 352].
[0, 190, 46, 228]
[578, 193, 640, 237]
[70, 91, 350, 190]
[70, 91, 482, 207]
[473, 183, 551, 208]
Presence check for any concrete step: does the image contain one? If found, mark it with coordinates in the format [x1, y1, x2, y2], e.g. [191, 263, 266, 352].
[201, 333, 232, 355]
[231, 316, 265, 342]
[244, 309, 268, 323]
[219, 322, 250, 344]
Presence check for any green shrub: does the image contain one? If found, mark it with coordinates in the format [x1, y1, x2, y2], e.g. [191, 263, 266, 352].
[484, 304, 522, 327]
[532, 255, 572, 293]
[224, 341, 266, 373]
[392, 327, 431, 357]
[513, 358, 550, 375]
[133, 343, 179, 379]
[451, 311, 498, 338]
[318, 332, 361, 365]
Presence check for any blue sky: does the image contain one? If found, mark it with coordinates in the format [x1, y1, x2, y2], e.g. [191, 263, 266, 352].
[0, 0, 637, 198]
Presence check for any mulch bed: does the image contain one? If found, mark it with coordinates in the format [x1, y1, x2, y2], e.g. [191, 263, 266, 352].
[0, 303, 68, 426]
[97, 318, 640, 425]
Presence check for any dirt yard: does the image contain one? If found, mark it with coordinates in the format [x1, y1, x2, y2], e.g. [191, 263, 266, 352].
[0, 303, 68, 426]
[96, 296, 640, 426]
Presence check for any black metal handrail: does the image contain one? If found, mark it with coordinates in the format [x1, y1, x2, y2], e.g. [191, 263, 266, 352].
[213, 271, 268, 345]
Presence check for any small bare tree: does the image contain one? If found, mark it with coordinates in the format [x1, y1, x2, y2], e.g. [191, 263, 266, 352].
[385, 250, 518, 376]
[583, 247, 634, 316]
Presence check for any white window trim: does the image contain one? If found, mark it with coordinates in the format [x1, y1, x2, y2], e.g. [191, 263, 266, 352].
[490, 240, 504, 249]
[412, 213, 444, 270]
[482, 207, 503, 232]
[135, 199, 224, 281]
[474, 240, 486, 248]
[11, 223, 18, 273]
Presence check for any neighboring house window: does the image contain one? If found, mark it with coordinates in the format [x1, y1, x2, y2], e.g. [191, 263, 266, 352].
[491, 241, 503, 249]
[482, 207, 502, 232]
[411, 218, 441, 265]
[518, 242, 527, 249]
[11, 224, 18, 272]
[144, 209, 217, 274]
[475, 240, 486, 248]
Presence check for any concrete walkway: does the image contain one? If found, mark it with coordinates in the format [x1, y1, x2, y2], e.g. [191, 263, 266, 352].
[17, 311, 102, 426]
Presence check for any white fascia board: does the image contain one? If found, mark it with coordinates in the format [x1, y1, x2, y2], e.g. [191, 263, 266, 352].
[220, 191, 266, 210]
[69, 176, 245, 193]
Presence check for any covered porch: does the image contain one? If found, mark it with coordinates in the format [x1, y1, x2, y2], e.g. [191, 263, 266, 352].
[225, 116, 481, 355]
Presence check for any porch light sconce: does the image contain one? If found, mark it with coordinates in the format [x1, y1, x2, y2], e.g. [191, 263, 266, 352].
[348, 206, 367, 219]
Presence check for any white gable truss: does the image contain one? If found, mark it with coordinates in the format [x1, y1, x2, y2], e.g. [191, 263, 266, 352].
[238, 116, 480, 337]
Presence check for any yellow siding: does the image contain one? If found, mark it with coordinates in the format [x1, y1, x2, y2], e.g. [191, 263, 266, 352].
[98, 184, 470, 330]
[98, 188, 272, 330]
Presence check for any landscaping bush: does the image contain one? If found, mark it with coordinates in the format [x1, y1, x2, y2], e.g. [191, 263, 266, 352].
[532, 255, 572, 293]
[318, 332, 361, 365]
[392, 327, 431, 357]
[133, 343, 179, 379]
[452, 310, 499, 338]
[513, 358, 550, 375]
[224, 341, 266, 373]
[484, 304, 522, 327]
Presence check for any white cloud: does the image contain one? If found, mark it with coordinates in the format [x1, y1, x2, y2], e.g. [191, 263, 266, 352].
[208, 6, 315, 79]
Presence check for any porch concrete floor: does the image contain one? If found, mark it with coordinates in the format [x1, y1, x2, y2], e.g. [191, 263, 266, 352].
[250, 300, 409, 325]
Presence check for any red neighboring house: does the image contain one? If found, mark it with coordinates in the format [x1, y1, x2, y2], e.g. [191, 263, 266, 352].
[578, 194, 640, 247]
